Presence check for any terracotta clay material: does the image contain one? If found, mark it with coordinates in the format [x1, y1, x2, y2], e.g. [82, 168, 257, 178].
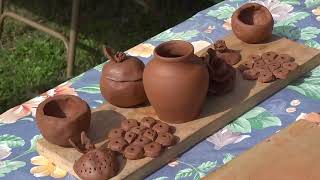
[124, 131, 138, 144]
[214, 40, 241, 65]
[143, 40, 209, 123]
[231, 3, 274, 44]
[262, 51, 278, 62]
[273, 68, 289, 79]
[242, 69, 259, 80]
[36, 95, 91, 147]
[124, 145, 145, 160]
[248, 54, 261, 62]
[132, 136, 152, 147]
[155, 133, 175, 147]
[275, 54, 294, 63]
[238, 60, 254, 72]
[121, 119, 139, 131]
[152, 122, 171, 134]
[258, 70, 275, 83]
[129, 126, 147, 136]
[100, 48, 147, 108]
[143, 129, 158, 141]
[140, 117, 157, 128]
[107, 128, 125, 139]
[108, 137, 128, 153]
[282, 62, 298, 71]
[205, 48, 237, 96]
[71, 132, 119, 180]
[144, 142, 163, 158]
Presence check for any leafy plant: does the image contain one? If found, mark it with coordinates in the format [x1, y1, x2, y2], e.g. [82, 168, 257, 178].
[0, 134, 25, 148]
[175, 161, 217, 180]
[206, 4, 235, 20]
[0, 161, 26, 177]
[151, 29, 200, 42]
[304, 0, 320, 8]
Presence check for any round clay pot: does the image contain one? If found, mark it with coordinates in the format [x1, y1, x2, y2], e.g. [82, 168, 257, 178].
[143, 40, 209, 124]
[231, 3, 274, 44]
[36, 95, 91, 147]
[100, 50, 147, 108]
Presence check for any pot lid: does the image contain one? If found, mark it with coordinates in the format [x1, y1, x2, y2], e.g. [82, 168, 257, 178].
[102, 48, 145, 82]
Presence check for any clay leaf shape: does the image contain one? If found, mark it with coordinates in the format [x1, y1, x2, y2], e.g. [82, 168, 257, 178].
[206, 128, 250, 150]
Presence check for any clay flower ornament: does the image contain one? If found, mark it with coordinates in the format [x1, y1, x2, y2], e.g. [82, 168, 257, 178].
[30, 155, 67, 178]
[0, 81, 77, 124]
[206, 128, 250, 150]
[312, 7, 320, 21]
[126, 43, 155, 58]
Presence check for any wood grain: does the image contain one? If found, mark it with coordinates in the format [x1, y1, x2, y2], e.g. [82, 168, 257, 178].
[37, 33, 320, 180]
[204, 119, 320, 180]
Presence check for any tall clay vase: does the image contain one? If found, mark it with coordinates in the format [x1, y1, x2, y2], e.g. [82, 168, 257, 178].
[231, 3, 274, 44]
[36, 95, 91, 147]
[143, 40, 209, 124]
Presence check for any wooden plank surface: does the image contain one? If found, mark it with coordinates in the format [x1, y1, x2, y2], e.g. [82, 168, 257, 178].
[204, 119, 320, 180]
[37, 33, 320, 180]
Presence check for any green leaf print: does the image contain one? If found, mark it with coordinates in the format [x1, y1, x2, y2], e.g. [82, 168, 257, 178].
[28, 135, 42, 152]
[305, 39, 320, 49]
[305, 0, 320, 8]
[0, 160, 26, 177]
[197, 161, 217, 172]
[0, 135, 25, 148]
[175, 168, 194, 179]
[151, 29, 199, 42]
[76, 84, 100, 94]
[288, 67, 320, 98]
[206, 4, 236, 20]
[223, 153, 235, 164]
[227, 107, 281, 133]
[300, 27, 320, 40]
[280, 0, 301, 5]
[276, 12, 310, 26]
[273, 25, 300, 40]
[226, 117, 252, 133]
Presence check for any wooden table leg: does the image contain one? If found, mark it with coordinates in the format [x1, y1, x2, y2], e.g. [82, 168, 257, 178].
[67, 0, 80, 78]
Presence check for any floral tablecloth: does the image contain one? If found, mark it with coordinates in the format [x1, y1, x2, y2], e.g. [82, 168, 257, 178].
[1, 0, 320, 179]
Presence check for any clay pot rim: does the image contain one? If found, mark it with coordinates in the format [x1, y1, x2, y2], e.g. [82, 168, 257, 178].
[232, 3, 273, 28]
[105, 77, 143, 82]
[153, 40, 194, 62]
[37, 95, 90, 121]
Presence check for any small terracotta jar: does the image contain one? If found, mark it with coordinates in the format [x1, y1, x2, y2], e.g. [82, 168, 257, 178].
[36, 95, 91, 147]
[231, 3, 274, 44]
[100, 48, 147, 108]
[143, 40, 209, 124]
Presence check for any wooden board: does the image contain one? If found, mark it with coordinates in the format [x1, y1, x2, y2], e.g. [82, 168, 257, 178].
[37, 34, 320, 180]
[204, 119, 320, 180]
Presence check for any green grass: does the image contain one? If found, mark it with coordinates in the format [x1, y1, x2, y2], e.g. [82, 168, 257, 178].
[0, 0, 219, 113]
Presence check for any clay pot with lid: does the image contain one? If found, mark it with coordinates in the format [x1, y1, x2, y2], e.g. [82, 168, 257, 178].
[143, 40, 209, 124]
[100, 47, 147, 107]
[231, 3, 274, 44]
[36, 95, 91, 147]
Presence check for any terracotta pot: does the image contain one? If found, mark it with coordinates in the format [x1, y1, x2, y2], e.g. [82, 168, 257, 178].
[231, 3, 274, 44]
[36, 95, 91, 147]
[100, 49, 147, 108]
[143, 40, 209, 124]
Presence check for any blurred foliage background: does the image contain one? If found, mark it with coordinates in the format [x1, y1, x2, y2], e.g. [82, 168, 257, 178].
[0, 0, 222, 113]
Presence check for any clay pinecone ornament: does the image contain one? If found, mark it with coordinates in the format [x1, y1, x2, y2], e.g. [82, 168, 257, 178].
[69, 132, 119, 180]
[203, 48, 236, 95]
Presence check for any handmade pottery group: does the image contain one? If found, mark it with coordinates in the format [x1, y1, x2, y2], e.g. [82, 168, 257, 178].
[231, 3, 274, 44]
[100, 47, 147, 108]
[143, 40, 209, 123]
[36, 95, 91, 147]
